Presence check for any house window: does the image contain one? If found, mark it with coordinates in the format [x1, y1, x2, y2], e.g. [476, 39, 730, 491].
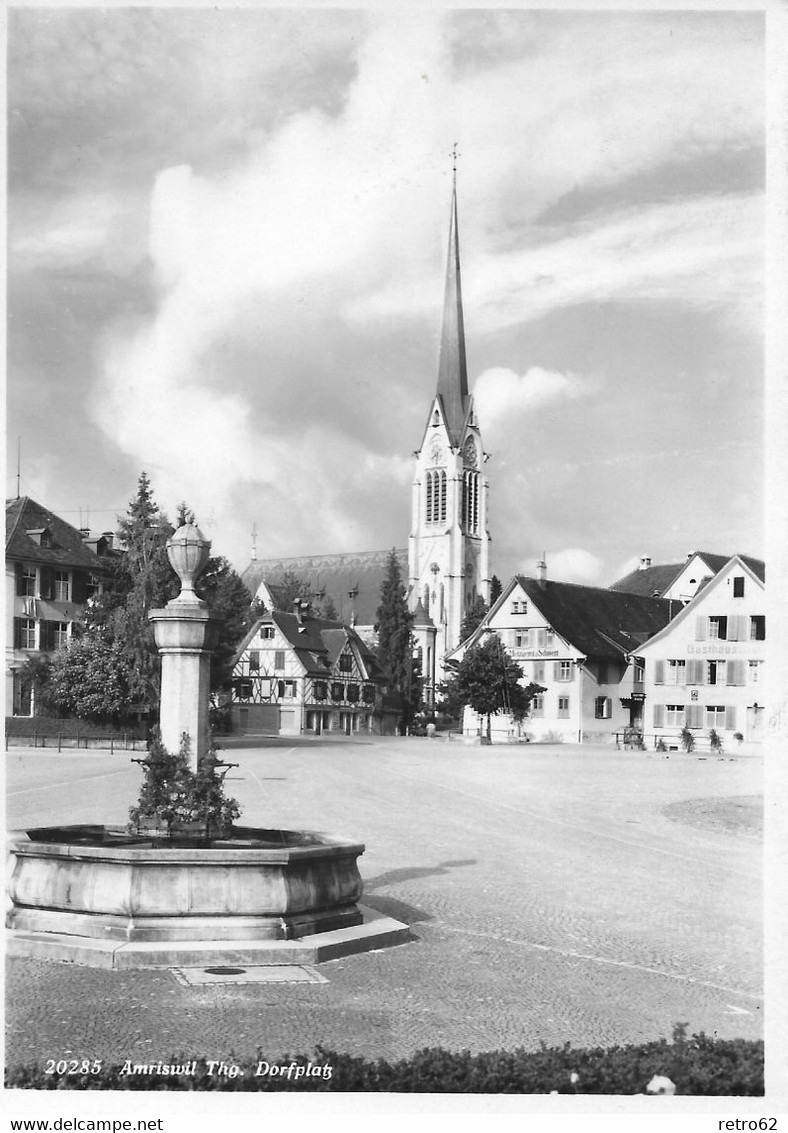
[236, 679, 253, 701]
[594, 697, 612, 719]
[17, 566, 36, 597]
[706, 660, 726, 686]
[54, 571, 70, 601]
[15, 618, 36, 649]
[278, 679, 297, 699]
[748, 660, 762, 684]
[634, 664, 644, 682]
[53, 622, 69, 648]
[557, 661, 573, 681]
[706, 705, 727, 728]
[531, 694, 544, 717]
[363, 684, 376, 704]
[666, 704, 685, 727]
[708, 616, 727, 640]
[314, 681, 327, 701]
[733, 576, 745, 597]
[557, 696, 570, 718]
[667, 660, 686, 685]
[346, 684, 360, 703]
[339, 654, 353, 672]
[750, 616, 765, 641]
[248, 651, 260, 671]
[511, 600, 527, 615]
[545, 629, 555, 647]
[274, 651, 285, 670]
[331, 681, 345, 701]
[260, 626, 275, 639]
[514, 631, 527, 648]
[533, 661, 545, 683]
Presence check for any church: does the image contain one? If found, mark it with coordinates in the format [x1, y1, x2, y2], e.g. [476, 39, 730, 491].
[241, 179, 491, 706]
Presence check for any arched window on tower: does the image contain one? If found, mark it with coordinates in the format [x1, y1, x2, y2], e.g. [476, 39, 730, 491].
[463, 470, 480, 534]
[439, 583, 445, 623]
[439, 470, 447, 522]
[425, 472, 433, 524]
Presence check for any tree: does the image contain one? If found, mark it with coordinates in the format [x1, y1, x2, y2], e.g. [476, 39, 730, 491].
[196, 556, 254, 692]
[461, 595, 488, 641]
[442, 632, 544, 742]
[490, 575, 503, 605]
[375, 549, 418, 729]
[269, 572, 337, 620]
[48, 635, 134, 723]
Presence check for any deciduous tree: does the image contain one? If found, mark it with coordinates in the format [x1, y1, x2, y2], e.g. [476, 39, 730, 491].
[442, 633, 544, 742]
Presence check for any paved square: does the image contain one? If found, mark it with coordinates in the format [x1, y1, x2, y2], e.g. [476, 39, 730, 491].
[6, 737, 762, 1071]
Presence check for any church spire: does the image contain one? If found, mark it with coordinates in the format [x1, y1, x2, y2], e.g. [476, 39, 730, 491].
[436, 165, 469, 448]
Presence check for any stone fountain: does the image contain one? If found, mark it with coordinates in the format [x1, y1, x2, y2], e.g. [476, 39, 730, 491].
[6, 522, 408, 968]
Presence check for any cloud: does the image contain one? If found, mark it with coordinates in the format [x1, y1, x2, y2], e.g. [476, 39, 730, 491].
[20, 9, 760, 572]
[520, 549, 605, 586]
[474, 366, 590, 432]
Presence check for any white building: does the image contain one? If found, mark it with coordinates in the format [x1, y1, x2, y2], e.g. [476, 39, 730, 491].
[447, 569, 673, 744]
[636, 555, 766, 748]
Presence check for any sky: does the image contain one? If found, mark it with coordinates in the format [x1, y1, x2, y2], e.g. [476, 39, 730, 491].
[7, 6, 766, 589]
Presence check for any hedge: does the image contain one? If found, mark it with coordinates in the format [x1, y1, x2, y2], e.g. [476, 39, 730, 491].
[5, 1031, 763, 1094]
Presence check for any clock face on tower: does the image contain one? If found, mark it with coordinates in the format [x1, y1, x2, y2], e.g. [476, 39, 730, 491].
[463, 437, 477, 467]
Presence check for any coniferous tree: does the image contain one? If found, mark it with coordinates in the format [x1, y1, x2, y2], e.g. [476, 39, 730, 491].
[461, 594, 489, 641]
[375, 549, 416, 729]
[490, 575, 503, 605]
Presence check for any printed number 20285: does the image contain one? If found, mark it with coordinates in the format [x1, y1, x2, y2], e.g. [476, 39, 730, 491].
[45, 1059, 102, 1075]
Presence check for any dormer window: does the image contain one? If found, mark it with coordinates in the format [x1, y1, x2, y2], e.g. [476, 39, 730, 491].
[338, 654, 353, 673]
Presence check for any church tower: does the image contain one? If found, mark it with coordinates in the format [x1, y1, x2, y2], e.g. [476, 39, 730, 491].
[409, 179, 491, 699]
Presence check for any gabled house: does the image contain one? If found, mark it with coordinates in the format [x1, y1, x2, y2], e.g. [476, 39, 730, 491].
[446, 567, 673, 744]
[5, 496, 110, 716]
[229, 602, 396, 736]
[636, 555, 766, 748]
[611, 550, 765, 604]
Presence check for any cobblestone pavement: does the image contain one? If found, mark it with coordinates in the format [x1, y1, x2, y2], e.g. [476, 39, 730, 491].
[6, 739, 763, 1073]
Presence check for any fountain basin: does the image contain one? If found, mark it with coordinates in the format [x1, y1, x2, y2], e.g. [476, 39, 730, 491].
[7, 824, 370, 946]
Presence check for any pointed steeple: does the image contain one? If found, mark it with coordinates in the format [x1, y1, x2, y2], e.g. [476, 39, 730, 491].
[436, 179, 469, 448]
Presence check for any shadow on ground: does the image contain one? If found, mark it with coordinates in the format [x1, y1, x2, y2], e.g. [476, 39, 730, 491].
[362, 859, 477, 925]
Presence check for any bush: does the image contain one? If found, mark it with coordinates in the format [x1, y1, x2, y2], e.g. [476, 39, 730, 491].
[5, 1032, 763, 1094]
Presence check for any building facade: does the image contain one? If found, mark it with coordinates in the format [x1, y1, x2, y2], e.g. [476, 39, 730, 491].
[637, 555, 766, 748]
[229, 603, 395, 736]
[5, 497, 110, 716]
[447, 570, 673, 744]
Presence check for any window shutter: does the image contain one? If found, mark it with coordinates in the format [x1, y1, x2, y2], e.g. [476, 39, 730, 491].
[72, 572, 87, 604]
[687, 659, 704, 685]
[39, 621, 50, 651]
[687, 704, 702, 728]
[553, 661, 561, 681]
[695, 616, 707, 641]
[728, 615, 743, 642]
[605, 698, 612, 719]
[14, 617, 23, 648]
[654, 660, 664, 684]
[725, 706, 736, 730]
[653, 704, 665, 727]
[39, 567, 53, 600]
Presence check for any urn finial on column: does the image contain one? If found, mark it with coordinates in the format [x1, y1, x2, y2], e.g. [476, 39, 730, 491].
[166, 522, 211, 606]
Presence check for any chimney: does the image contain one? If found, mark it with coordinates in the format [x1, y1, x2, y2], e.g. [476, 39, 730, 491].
[79, 527, 91, 540]
[536, 555, 547, 589]
[102, 531, 114, 550]
[292, 598, 303, 624]
[639, 555, 652, 571]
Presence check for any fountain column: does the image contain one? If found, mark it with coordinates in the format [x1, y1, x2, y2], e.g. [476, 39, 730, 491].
[149, 523, 221, 772]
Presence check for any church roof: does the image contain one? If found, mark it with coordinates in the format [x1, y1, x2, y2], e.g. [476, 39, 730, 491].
[436, 183, 470, 448]
[241, 548, 408, 628]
